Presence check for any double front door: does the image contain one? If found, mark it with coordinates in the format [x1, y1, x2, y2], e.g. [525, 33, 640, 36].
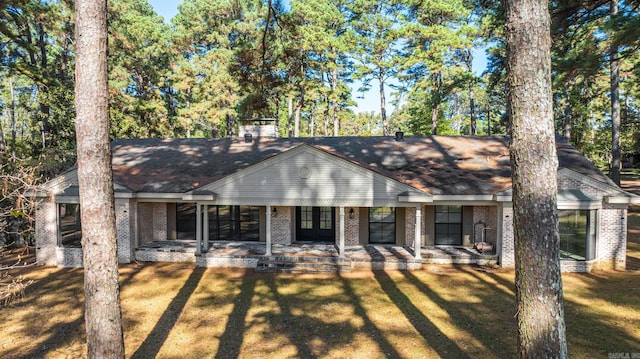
[296, 206, 335, 242]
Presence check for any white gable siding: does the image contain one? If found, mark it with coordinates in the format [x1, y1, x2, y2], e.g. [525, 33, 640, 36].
[200, 146, 423, 207]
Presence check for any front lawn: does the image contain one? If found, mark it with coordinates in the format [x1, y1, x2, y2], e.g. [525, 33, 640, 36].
[1, 259, 639, 358]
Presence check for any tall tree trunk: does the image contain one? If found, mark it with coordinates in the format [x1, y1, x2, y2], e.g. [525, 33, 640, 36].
[331, 68, 339, 136]
[310, 110, 315, 137]
[431, 107, 439, 135]
[287, 96, 293, 138]
[74, 0, 125, 357]
[37, 21, 51, 150]
[378, 68, 388, 136]
[562, 83, 571, 141]
[464, 49, 476, 136]
[323, 95, 330, 137]
[274, 96, 280, 137]
[293, 93, 304, 138]
[0, 112, 5, 158]
[504, 0, 568, 357]
[610, 0, 621, 185]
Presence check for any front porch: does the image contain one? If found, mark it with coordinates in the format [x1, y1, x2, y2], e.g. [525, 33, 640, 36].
[134, 241, 498, 272]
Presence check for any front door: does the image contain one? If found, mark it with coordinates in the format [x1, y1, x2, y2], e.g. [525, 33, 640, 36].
[296, 206, 335, 242]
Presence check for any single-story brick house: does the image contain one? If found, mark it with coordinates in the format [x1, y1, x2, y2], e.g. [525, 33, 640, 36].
[33, 134, 639, 272]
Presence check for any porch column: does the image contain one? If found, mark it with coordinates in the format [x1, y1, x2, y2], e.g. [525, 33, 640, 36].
[266, 205, 272, 256]
[339, 206, 345, 257]
[202, 205, 209, 252]
[415, 206, 422, 259]
[196, 204, 202, 255]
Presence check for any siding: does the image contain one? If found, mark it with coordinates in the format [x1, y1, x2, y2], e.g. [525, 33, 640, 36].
[203, 148, 417, 206]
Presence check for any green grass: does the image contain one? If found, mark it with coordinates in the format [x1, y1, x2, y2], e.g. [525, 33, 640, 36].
[621, 168, 640, 178]
[1, 259, 639, 358]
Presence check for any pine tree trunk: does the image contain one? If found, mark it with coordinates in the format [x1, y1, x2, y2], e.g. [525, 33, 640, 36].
[504, 0, 568, 357]
[287, 97, 293, 138]
[610, 0, 621, 185]
[378, 68, 388, 136]
[331, 68, 339, 136]
[431, 107, 439, 135]
[74, 0, 125, 357]
[562, 83, 571, 141]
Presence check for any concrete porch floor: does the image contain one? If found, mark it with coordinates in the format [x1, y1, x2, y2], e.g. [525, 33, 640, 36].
[135, 240, 499, 269]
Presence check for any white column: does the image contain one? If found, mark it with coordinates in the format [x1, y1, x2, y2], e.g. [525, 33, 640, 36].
[202, 205, 209, 252]
[195, 204, 202, 254]
[339, 206, 345, 257]
[266, 205, 272, 256]
[415, 206, 422, 259]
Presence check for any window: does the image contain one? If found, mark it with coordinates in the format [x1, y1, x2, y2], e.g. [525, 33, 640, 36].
[559, 210, 595, 261]
[369, 207, 396, 244]
[59, 203, 82, 247]
[435, 205, 462, 245]
[176, 203, 196, 240]
[208, 205, 259, 241]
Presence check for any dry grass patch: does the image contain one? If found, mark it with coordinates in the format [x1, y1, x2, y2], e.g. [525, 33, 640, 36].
[1, 260, 639, 358]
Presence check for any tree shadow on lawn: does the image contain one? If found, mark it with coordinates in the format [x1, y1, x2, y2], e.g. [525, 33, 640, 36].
[373, 270, 471, 358]
[398, 267, 518, 357]
[9, 268, 86, 359]
[250, 274, 361, 358]
[214, 273, 256, 359]
[131, 267, 205, 359]
[561, 271, 640, 357]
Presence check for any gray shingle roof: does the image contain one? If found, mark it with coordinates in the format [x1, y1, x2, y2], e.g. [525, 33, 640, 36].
[109, 136, 613, 195]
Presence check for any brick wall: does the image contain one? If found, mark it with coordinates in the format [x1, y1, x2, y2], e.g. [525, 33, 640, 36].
[137, 203, 154, 245]
[272, 206, 291, 244]
[135, 248, 195, 263]
[56, 247, 83, 267]
[558, 177, 609, 197]
[345, 208, 360, 245]
[35, 199, 57, 266]
[115, 199, 132, 263]
[153, 203, 167, 241]
[473, 206, 498, 244]
[597, 204, 627, 270]
[501, 205, 515, 268]
[405, 207, 416, 247]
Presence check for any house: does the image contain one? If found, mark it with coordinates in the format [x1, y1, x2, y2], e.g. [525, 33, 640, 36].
[33, 133, 639, 272]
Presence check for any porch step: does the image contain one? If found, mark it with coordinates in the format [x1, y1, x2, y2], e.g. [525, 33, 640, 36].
[256, 255, 352, 273]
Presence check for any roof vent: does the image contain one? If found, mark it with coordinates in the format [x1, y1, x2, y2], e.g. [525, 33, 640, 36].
[395, 131, 404, 141]
[244, 133, 253, 143]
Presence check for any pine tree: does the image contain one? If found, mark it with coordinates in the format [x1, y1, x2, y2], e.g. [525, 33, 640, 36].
[504, 0, 568, 357]
[75, 0, 125, 356]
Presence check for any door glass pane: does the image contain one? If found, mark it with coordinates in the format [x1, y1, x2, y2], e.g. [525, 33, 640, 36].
[301, 206, 313, 229]
[320, 207, 332, 230]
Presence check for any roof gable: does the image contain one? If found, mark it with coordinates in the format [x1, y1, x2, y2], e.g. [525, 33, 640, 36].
[195, 144, 426, 206]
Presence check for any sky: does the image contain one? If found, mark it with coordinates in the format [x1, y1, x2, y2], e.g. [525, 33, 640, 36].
[147, 0, 488, 114]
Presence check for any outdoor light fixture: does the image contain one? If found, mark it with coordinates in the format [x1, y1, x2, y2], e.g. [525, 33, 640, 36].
[272, 207, 278, 217]
[348, 208, 355, 219]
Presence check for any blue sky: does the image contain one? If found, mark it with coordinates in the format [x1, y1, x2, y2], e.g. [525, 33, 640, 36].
[147, 0, 487, 114]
